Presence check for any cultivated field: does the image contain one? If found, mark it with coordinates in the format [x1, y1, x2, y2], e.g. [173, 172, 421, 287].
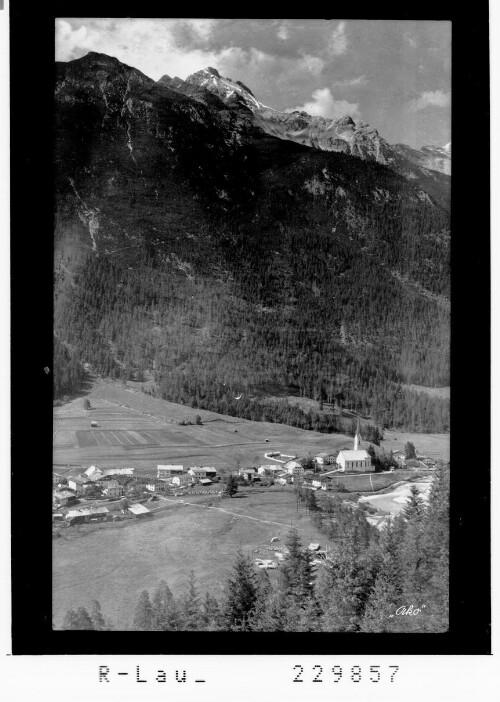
[54, 380, 359, 476]
[380, 430, 449, 461]
[53, 379, 450, 477]
[53, 489, 324, 629]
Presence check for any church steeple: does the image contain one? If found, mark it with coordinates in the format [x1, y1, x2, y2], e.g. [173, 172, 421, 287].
[354, 417, 361, 451]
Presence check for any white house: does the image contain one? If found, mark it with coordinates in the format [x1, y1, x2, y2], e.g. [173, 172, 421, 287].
[284, 460, 304, 477]
[312, 475, 333, 490]
[238, 467, 258, 481]
[315, 452, 336, 465]
[145, 478, 172, 493]
[84, 465, 103, 481]
[68, 476, 93, 495]
[103, 467, 134, 477]
[103, 479, 123, 499]
[188, 467, 217, 481]
[157, 465, 184, 478]
[392, 450, 406, 464]
[276, 473, 293, 485]
[258, 465, 283, 475]
[172, 473, 193, 487]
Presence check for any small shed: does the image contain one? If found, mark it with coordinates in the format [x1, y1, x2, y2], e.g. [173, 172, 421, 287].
[128, 503, 151, 518]
[91, 421, 98, 427]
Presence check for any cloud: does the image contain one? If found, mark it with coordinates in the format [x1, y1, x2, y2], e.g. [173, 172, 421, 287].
[277, 23, 289, 40]
[297, 53, 325, 76]
[404, 32, 418, 48]
[331, 75, 367, 88]
[288, 87, 360, 120]
[55, 18, 224, 80]
[184, 18, 217, 41]
[328, 21, 348, 56]
[408, 90, 451, 111]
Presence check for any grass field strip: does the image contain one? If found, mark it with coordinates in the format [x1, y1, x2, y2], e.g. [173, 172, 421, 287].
[100, 398, 175, 426]
[158, 496, 293, 528]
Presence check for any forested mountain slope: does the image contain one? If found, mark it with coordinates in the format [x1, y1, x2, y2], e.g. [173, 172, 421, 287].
[54, 52, 450, 432]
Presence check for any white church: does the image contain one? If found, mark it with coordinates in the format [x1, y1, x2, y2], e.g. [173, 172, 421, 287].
[336, 419, 373, 473]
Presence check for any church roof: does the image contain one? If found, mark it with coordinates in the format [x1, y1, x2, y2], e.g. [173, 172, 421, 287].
[338, 450, 370, 460]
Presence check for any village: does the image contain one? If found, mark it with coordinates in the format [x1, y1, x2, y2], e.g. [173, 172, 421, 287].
[53, 419, 438, 530]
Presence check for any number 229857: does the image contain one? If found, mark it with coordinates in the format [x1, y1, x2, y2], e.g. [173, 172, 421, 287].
[293, 665, 399, 684]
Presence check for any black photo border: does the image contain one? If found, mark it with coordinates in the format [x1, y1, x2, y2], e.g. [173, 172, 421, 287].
[10, 1, 491, 655]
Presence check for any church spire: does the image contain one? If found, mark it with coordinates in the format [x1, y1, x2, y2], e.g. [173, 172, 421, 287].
[354, 417, 361, 451]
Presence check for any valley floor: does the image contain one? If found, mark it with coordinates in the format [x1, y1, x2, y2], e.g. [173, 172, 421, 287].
[52, 380, 449, 629]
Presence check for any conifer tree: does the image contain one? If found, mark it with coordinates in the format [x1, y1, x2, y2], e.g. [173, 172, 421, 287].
[181, 571, 202, 630]
[224, 475, 238, 498]
[90, 599, 107, 631]
[404, 441, 417, 459]
[402, 485, 426, 522]
[280, 528, 315, 601]
[74, 606, 94, 630]
[201, 592, 222, 630]
[223, 550, 258, 631]
[152, 580, 174, 629]
[61, 608, 79, 630]
[133, 590, 154, 631]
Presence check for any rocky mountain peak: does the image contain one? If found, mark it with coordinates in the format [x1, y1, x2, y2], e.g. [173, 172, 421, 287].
[335, 115, 356, 129]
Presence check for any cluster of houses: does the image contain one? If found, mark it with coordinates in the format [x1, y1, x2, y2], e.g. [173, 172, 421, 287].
[391, 450, 437, 470]
[52, 463, 221, 509]
[53, 501, 153, 526]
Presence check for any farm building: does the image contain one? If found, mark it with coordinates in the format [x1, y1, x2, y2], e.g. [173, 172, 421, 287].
[145, 478, 171, 493]
[284, 460, 305, 477]
[66, 507, 110, 525]
[102, 479, 123, 498]
[258, 465, 284, 475]
[102, 468, 134, 477]
[108, 474, 135, 488]
[128, 503, 151, 518]
[188, 466, 217, 481]
[157, 464, 184, 478]
[84, 465, 103, 481]
[312, 475, 333, 490]
[315, 452, 336, 465]
[172, 473, 193, 487]
[90, 421, 98, 427]
[199, 478, 213, 486]
[68, 476, 94, 495]
[54, 489, 78, 506]
[238, 467, 258, 481]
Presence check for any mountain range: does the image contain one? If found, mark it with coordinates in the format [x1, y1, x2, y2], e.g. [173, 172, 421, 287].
[160, 66, 451, 178]
[54, 52, 450, 433]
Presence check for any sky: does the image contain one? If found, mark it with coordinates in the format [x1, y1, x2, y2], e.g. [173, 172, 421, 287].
[55, 18, 451, 149]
